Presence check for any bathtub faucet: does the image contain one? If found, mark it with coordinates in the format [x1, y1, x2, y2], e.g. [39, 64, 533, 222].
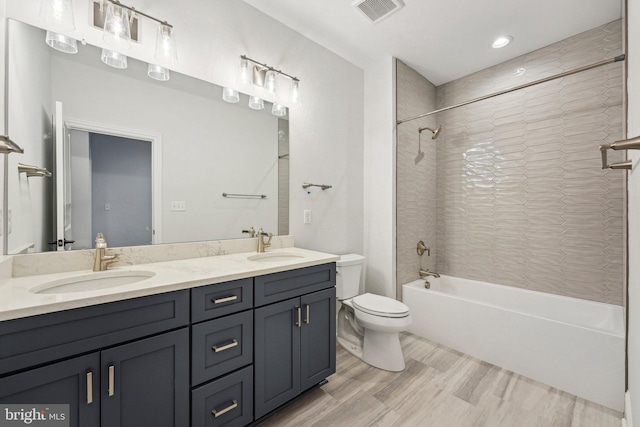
[419, 269, 440, 278]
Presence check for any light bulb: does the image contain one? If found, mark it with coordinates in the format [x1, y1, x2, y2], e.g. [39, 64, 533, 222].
[290, 80, 301, 106]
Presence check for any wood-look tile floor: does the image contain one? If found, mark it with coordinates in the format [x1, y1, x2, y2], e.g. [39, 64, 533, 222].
[256, 332, 622, 427]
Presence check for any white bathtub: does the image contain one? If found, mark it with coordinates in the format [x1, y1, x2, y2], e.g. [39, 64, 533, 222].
[402, 276, 625, 411]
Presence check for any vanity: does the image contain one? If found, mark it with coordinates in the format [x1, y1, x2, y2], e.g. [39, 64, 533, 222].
[0, 241, 338, 427]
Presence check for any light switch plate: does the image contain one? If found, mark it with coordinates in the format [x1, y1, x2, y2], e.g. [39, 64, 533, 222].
[304, 210, 312, 224]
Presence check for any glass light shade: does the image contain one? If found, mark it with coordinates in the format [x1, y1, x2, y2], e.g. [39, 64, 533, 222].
[103, 2, 131, 50]
[222, 87, 240, 103]
[290, 80, 301, 105]
[265, 70, 278, 94]
[248, 96, 264, 110]
[148, 64, 170, 81]
[45, 31, 78, 54]
[101, 49, 127, 69]
[155, 25, 178, 66]
[240, 58, 250, 84]
[40, 0, 75, 31]
[271, 102, 287, 117]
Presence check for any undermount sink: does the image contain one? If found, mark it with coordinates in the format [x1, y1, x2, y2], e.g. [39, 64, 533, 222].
[30, 270, 156, 294]
[247, 252, 305, 263]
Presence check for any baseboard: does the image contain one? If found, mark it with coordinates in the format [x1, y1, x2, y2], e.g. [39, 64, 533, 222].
[624, 391, 633, 427]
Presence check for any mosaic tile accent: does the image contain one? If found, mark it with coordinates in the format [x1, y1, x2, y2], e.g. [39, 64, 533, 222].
[397, 20, 624, 305]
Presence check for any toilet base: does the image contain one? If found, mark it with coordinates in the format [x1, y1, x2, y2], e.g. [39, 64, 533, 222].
[337, 304, 407, 372]
[362, 329, 406, 372]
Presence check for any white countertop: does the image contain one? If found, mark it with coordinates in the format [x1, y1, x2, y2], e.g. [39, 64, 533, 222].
[0, 247, 338, 322]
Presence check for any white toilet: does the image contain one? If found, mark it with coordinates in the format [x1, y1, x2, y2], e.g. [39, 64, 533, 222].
[336, 254, 412, 372]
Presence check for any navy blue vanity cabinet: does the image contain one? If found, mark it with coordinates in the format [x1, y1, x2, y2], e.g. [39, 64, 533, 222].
[0, 290, 190, 427]
[253, 264, 336, 420]
[191, 279, 254, 427]
[0, 353, 101, 427]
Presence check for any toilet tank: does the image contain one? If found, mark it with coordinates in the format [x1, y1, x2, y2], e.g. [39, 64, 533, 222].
[336, 254, 365, 300]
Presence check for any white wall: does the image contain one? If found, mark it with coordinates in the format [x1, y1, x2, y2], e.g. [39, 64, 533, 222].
[4, 0, 365, 255]
[627, 0, 640, 421]
[69, 130, 91, 249]
[6, 19, 53, 254]
[363, 57, 396, 297]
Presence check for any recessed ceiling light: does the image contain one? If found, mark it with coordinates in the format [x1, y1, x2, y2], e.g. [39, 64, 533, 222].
[492, 36, 513, 49]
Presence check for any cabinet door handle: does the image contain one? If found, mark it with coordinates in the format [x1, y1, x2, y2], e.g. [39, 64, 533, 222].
[295, 306, 302, 328]
[213, 295, 238, 304]
[108, 365, 115, 397]
[304, 304, 310, 324]
[212, 339, 238, 353]
[86, 371, 93, 404]
[212, 400, 238, 418]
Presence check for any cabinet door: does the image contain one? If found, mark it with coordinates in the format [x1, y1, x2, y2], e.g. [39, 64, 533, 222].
[101, 328, 189, 427]
[0, 353, 100, 427]
[300, 287, 336, 391]
[254, 298, 301, 419]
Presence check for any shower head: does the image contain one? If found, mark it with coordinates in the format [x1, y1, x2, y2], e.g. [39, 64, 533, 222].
[418, 125, 442, 139]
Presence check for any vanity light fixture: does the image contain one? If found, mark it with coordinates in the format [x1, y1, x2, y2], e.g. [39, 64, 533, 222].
[492, 35, 513, 49]
[222, 87, 240, 103]
[101, 48, 128, 69]
[94, 1, 176, 79]
[240, 55, 301, 112]
[148, 64, 170, 81]
[40, 0, 75, 31]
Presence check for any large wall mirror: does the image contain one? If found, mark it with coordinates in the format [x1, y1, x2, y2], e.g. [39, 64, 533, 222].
[5, 19, 290, 255]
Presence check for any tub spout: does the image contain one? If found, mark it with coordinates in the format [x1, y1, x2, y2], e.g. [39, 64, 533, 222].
[419, 269, 440, 278]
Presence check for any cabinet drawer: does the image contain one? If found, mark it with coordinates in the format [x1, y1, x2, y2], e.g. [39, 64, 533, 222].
[0, 290, 189, 376]
[192, 311, 253, 385]
[254, 263, 336, 306]
[192, 365, 253, 427]
[191, 278, 253, 323]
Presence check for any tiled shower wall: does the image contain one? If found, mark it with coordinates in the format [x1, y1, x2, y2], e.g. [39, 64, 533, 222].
[397, 20, 625, 305]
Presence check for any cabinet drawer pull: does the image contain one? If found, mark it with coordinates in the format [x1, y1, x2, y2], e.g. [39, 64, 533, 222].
[295, 306, 302, 328]
[108, 365, 115, 397]
[304, 304, 310, 324]
[212, 400, 238, 417]
[212, 339, 239, 352]
[86, 371, 93, 404]
[213, 295, 238, 304]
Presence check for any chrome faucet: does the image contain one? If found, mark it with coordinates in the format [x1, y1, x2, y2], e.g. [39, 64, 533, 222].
[257, 228, 273, 253]
[419, 268, 440, 278]
[93, 233, 119, 272]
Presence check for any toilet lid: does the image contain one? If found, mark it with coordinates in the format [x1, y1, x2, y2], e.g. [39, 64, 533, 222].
[352, 293, 409, 318]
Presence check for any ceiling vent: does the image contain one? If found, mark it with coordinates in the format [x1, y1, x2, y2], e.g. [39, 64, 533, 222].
[352, 0, 405, 24]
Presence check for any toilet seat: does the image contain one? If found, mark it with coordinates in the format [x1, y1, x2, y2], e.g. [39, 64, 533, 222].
[352, 293, 409, 318]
